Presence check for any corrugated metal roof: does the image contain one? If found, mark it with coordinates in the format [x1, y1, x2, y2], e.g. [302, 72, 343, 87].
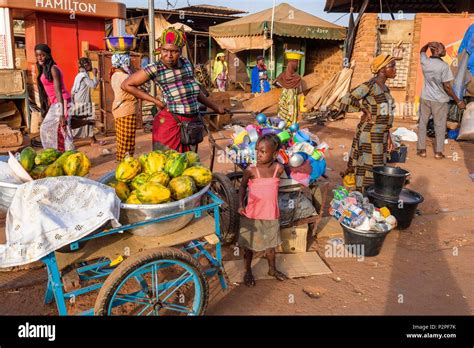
[324, 0, 464, 13]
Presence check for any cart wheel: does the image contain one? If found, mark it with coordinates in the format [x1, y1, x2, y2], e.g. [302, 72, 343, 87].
[226, 171, 244, 190]
[94, 247, 209, 316]
[208, 173, 239, 245]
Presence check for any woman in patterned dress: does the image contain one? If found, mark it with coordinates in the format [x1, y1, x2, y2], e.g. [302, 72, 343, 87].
[336, 54, 398, 192]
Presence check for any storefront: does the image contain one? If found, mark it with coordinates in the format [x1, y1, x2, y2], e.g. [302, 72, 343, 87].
[0, 0, 126, 137]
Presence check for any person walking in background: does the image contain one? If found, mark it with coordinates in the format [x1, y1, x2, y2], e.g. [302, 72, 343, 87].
[70, 57, 103, 146]
[110, 52, 138, 162]
[275, 51, 304, 125]
[35, 44, 74, 152]
[251, 55, 271, 94]
[417, 41, 466, 159]
[212, 52, 228, 92]
[336, 54, 398, 192]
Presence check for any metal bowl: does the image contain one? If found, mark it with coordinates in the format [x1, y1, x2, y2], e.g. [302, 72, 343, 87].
[0, 156, 20, 218]
[98, 171, 210, 237]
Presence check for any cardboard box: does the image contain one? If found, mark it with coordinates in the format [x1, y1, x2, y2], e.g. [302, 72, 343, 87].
[277, 225, 308, 253]
[0, 101, 22, 129]
[0, 125, 23, 147]
[0, 70, 25, 95]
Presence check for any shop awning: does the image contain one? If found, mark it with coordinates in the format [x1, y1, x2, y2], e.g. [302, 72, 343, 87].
[213, 35, 273, 53]
[209, 2, 346, 41]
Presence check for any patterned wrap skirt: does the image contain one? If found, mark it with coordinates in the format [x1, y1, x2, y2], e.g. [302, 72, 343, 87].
[348, 122, 389, 192]
[115, 114, 137, 161]
[278, 88, 299, 124]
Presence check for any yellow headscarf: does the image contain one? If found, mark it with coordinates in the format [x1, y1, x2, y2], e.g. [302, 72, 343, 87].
[212, 52, 228, 81]
[370, 54, 397, 74]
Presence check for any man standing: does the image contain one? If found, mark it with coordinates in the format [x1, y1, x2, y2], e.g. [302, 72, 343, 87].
[251, 56, 271, 94]
[417, 42, 466, 159]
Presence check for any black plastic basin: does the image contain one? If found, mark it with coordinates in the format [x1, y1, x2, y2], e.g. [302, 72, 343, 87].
[340, 223, 391, 257]
[367, 186, 424, 230]
[372, 166, 410, 198]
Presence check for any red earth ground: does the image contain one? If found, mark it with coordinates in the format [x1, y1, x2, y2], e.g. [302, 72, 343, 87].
[0, 114, 472, 315]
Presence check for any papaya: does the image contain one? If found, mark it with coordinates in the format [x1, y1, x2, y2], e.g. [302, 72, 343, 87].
[164, 149, 179, 159]
[125, 191, 142, 204]
[130, 173, 150, 190]
[19, 147, 37, 172]
[44, 161, 64, 177]
[136, 182, 171, 204]
[115, 156, 141, 183]
[185, 151, 200, 166]
[115, 181, 131, 202]
[164, 153, 188, 178]
[76, 152, 91, 177]
[55, 150, 77, 169]
[143, 152, 167, 174]
[138, 153, 148, 170]
[148, 171, 170, 187]
[168, 176, 197, 200]
[35, 148, 61, 166]
[30, 165, 48, 180]
[182, 166, 212, 188]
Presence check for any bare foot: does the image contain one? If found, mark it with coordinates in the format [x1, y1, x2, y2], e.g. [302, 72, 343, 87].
[268, 269, 287, 281]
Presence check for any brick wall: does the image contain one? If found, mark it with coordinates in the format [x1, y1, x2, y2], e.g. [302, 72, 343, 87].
[350, 13, 378, 88]
[306, 40, 344, 84]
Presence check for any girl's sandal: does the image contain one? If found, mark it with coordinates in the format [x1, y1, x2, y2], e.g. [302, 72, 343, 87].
[243, 272, 256, 287]
[268, 270, 287, 281]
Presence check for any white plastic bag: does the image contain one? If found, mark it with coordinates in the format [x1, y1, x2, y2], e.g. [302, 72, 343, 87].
[458, 102, 474, 140]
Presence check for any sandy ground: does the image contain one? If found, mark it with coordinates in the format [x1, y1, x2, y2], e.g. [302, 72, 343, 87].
[0, 114, 473, 315]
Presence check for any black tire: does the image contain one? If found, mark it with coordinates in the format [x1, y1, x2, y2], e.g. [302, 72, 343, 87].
[94, 247, 209, 316]
[226, 171, 244, 191]
[208, 172, 240, 245]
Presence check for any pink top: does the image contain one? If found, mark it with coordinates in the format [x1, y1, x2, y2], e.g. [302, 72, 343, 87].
[40, 65, 71, 104]
[242, 164, 280, 220]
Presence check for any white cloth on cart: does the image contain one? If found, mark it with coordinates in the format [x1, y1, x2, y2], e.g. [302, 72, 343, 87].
[0, 176, 121, 268]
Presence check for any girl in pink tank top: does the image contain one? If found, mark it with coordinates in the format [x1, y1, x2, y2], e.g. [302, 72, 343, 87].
[238, 134, 287, 287]
[35, 43, 74, 152]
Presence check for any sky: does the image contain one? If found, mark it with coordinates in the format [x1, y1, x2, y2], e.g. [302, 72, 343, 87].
[123, 0, 352, 26]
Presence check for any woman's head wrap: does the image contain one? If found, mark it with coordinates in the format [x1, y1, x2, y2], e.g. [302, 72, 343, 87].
[111, 52, 132, 75]
[159, 27, 186, 48]
[370, 54, 397, 74]
[34, 43, 51, 55]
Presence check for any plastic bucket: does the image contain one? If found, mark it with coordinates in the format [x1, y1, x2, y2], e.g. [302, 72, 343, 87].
[372, 166, 410, 198]
[367, 186, 424, 230]
[341, 222, 391, 257]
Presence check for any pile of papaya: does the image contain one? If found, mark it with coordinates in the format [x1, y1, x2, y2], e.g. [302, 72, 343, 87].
[19, 147, 91, 179]
[109, 150, 212, 205]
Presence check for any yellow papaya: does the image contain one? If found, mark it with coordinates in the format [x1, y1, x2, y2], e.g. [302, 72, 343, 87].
[63, 153, 82, 176]
[115, 181, 131, 202]
[77, 152, 91, 177]
[44, 162, 64, 177]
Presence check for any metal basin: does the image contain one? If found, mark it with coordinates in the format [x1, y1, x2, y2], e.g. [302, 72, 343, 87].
[98, 171, 210, 237]
[0, 156, 20, 219]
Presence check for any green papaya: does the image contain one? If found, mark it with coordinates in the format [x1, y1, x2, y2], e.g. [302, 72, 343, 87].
[19, 147, 37, 172]
[30, 165, 48, 180]
[44, 162, 64, 177]
[164, 153, 188, 178]
[35, 148, 61, 166]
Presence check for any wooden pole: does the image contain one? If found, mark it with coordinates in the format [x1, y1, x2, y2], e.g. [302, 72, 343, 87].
[148, 0, 156, 96]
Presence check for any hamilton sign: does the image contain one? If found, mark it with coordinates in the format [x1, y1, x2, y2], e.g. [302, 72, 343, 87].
[35, 0, 96, 13]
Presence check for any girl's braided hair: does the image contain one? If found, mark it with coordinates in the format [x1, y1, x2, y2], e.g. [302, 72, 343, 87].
[256, 133, 281, 153]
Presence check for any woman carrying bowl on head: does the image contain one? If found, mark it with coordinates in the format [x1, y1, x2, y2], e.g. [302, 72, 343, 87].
[336, 54, 399, 192]
[35, 44, 75, 151]
[121, 28, 225, 153]
[110, 52, 138, 162]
